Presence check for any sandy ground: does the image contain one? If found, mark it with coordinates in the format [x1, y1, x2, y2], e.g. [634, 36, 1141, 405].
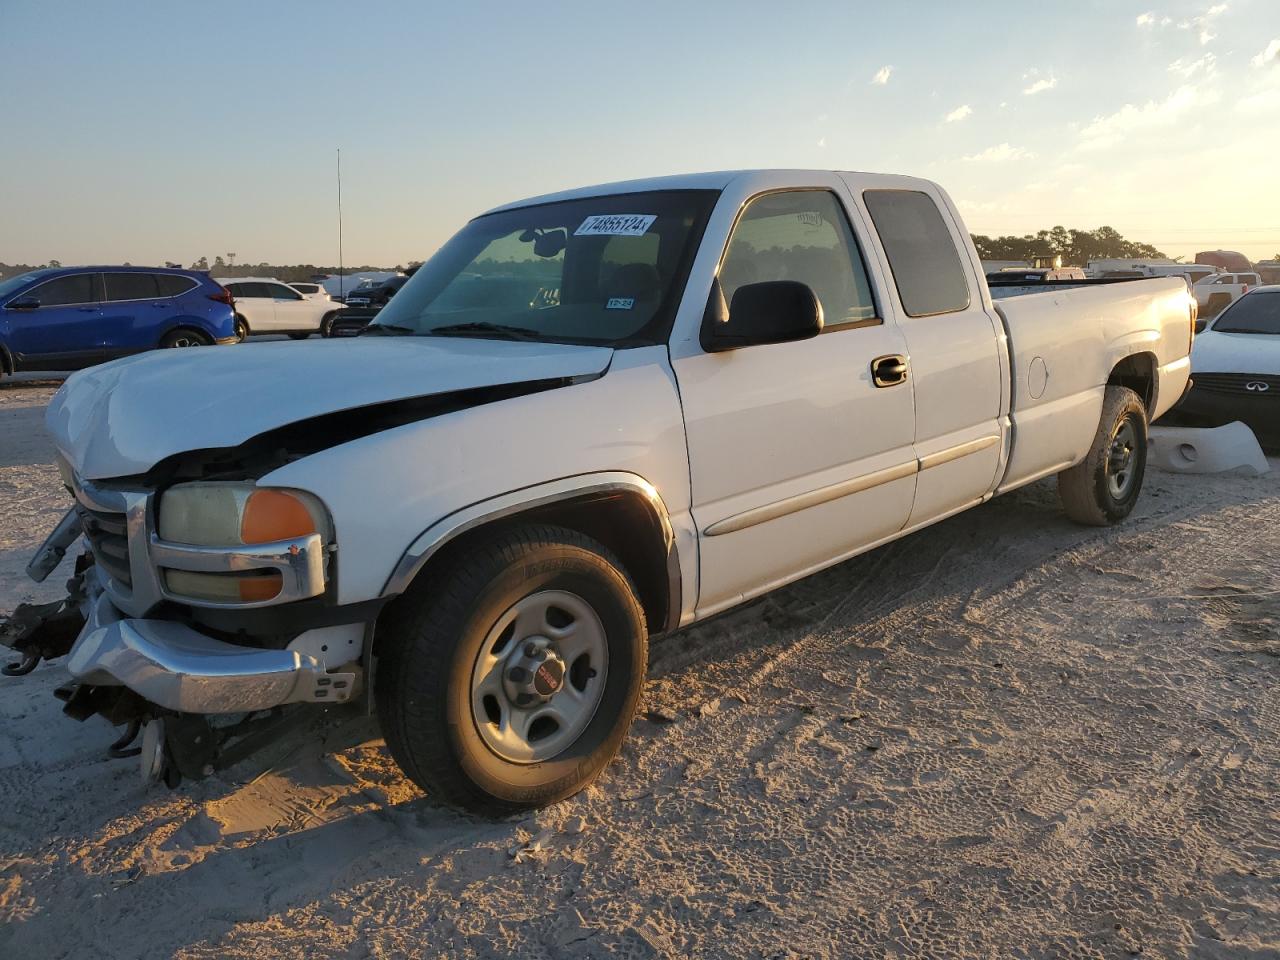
[1, 376, 1277, 959]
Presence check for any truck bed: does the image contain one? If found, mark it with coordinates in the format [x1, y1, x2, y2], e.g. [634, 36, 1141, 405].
[991, 276, 1193, 492]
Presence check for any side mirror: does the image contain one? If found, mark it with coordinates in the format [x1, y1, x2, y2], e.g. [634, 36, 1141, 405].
[7, 296, 39, 310]
[701, 280, 823, 353]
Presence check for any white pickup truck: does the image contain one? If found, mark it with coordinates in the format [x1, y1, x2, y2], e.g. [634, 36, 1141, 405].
[3, 170, 1193, 814]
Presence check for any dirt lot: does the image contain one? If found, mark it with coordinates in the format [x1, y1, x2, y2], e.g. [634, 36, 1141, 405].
[1, 376, 1277, 959]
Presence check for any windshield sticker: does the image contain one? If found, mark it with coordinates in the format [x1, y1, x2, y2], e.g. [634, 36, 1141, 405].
[574, 214, 657, 237]
[606, 297, 635, 310]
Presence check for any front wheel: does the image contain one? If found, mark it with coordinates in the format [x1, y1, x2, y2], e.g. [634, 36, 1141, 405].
[320, 312, 338, 337]
[1058, 385, 1148, 526]
[234, 316, 250, 342]
[375, 525, 647, 815]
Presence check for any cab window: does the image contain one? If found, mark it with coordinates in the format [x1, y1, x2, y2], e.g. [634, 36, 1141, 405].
[719, 190, 877, 328]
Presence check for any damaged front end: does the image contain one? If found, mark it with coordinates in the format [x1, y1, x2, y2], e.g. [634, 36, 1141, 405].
[1, 465, 370, 787]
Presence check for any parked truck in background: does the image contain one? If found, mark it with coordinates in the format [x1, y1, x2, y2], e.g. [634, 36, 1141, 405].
[2, 170, 1194, 815]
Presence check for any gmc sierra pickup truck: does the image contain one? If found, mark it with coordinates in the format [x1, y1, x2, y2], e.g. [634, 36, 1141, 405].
[3, 170, 1194, 814]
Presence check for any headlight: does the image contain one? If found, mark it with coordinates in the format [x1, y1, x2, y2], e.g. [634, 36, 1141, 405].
[158, 483, 330, 603]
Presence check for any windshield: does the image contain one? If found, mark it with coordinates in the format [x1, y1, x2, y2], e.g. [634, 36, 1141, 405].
[0, 269, 52, 301]
[1212, 292, 1280, 335]
[370, 189, 719, 346]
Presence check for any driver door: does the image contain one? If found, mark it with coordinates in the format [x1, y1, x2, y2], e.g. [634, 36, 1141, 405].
[670, 187, 917, 615]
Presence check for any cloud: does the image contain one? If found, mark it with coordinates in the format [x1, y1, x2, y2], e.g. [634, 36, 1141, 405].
[962, 143, 1035, 163]
[1169, 53, 1217, 78]
[1253, 39, 1280, 68]
[1137, 11, 1172, 27]
[871, 66, 892, 86]
[816, 136, 827, 148]
[1178, 4, 1229, 45]
[1077, 84, 1212, 151]
[1023, 76, 1058, 95]
[944, 104, 973, 123]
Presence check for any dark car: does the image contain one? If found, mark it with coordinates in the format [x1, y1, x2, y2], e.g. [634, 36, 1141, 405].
[329, 274, 411, 336]
[342, 274, 409, 309]
[0, 266, 236, 379]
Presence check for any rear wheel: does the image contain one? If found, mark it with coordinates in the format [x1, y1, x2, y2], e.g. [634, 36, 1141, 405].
[375, 525, 647, 815]
[1058, 385, 1148, 526]
[160, 328, 211, 348]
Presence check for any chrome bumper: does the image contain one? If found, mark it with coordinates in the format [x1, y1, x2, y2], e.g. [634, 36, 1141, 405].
[67, 590, 356, 714]
[63, 468, 328, 618]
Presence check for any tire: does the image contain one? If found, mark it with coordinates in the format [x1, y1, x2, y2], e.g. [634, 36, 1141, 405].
[234, 316, 250, 342]
[375, 524, 647, 815]
[160, 328, 211, 348]
[1058, 385, 1148, 526]
[288, 332, 311, 341]
[320, 312, 337, 337]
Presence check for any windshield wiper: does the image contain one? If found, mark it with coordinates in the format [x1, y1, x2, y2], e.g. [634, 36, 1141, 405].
[428, 321, 543, 341]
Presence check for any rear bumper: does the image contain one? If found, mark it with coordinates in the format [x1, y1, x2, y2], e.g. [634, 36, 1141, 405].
[67, 587, 357, 714]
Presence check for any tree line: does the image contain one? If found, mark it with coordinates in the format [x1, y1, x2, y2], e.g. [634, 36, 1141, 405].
[969, 226, 1166, 265]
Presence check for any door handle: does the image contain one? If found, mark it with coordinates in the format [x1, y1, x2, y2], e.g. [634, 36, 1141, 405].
[871, 354, 909, 387]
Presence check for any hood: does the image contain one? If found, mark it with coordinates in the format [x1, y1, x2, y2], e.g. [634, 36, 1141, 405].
[48, 336, 613, 479]
[1191, 329, 1280, 376]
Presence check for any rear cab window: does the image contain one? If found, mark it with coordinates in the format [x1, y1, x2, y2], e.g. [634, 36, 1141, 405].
[863, 190, 970, 317]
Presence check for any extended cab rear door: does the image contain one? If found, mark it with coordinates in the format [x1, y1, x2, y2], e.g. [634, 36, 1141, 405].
[842, 177, 1008, 526]
[669, 173, 918, 617]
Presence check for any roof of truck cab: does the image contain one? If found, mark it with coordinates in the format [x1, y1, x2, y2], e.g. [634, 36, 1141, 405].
[482, 169, 927, 216]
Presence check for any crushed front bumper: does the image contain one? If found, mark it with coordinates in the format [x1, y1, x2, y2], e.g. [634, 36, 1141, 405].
[68, 590, 357, 714]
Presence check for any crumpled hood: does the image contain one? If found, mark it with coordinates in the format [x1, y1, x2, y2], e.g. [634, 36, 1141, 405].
[48, 336, 614, 479]
[1192, 329, 1280, 376]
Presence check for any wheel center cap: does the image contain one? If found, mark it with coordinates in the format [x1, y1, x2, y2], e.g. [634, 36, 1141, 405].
[502, 639, 566, 707]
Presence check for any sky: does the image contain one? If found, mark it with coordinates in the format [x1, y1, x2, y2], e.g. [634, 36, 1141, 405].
[2, 0, 1279, 268]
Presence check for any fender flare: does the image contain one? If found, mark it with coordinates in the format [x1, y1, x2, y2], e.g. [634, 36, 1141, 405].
[380, 471, 682, 633]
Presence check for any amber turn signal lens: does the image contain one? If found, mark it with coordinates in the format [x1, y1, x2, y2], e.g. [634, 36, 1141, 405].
[239, 572, 284, 602]
[240, 490, 317, 544]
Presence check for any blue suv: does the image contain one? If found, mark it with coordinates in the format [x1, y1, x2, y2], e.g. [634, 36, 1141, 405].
[0, 266, 236, 379]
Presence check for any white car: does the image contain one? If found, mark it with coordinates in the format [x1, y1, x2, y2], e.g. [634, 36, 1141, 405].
[11, 169, 1192, 814]
[1193, 272, 1261, 317]
[287, 282, 332, 303]
[1172, 285, 1280, 446]
[216, 277, 342, 339]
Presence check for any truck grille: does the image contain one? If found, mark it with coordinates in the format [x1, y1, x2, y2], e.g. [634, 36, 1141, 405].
[78, 506, 132, 587]
[1192, 373, 1280, 398]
